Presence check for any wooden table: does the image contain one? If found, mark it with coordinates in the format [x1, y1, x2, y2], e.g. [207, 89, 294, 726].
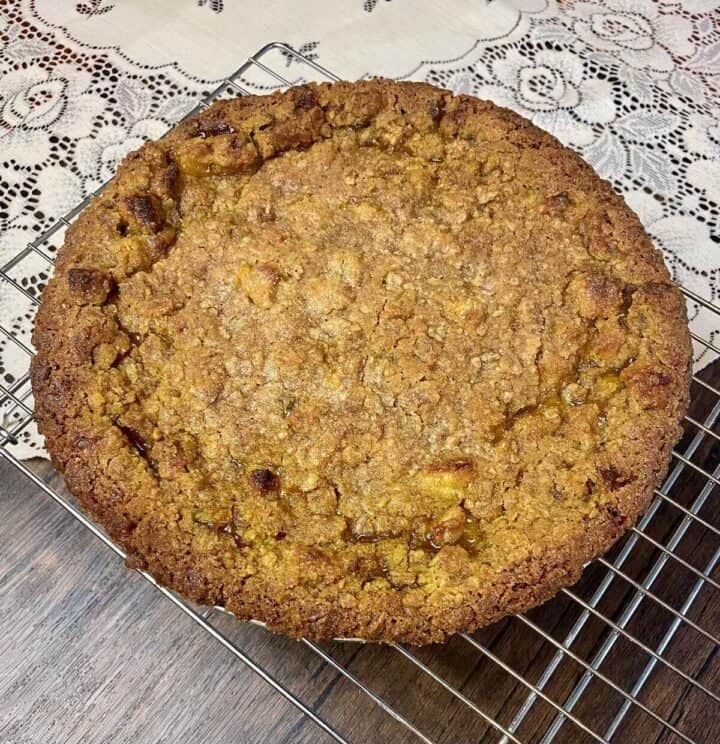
[2, 361, 719, 743]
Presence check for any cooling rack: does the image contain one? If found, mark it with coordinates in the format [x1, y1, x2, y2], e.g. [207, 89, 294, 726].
[2, 42, 720, 743]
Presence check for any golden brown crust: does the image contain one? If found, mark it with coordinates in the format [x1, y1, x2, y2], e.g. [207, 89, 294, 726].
[31, 80, 691, 644]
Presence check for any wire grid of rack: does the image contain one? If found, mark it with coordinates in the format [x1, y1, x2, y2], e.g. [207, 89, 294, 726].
[2, 42, 720, 744]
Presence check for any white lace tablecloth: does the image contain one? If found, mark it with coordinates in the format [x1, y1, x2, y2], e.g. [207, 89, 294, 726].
[1, 0, 718, 459]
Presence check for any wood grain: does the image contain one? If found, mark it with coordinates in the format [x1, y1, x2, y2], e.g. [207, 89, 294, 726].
[1, 359, 719, 743]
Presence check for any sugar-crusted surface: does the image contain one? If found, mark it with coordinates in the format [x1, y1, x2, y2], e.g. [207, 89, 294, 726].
[32, 80, 691, 644]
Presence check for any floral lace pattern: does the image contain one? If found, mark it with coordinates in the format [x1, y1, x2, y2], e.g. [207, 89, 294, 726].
[1, 0, 718, 458]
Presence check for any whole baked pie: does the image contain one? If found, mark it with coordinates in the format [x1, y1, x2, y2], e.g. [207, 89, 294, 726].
[32, 80, 691, 644]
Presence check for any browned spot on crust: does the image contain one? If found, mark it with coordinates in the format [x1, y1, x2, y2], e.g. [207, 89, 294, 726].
[126, 193, 164, 232]
[249, 468, 280, 494]
[428, 460, 473, 473]
[547, 191, 570, 213]
[599, 466, 638, 491]
[67, 268, 115, 305]
[294, 88, 318, 111]
[192, 120, 236, 139]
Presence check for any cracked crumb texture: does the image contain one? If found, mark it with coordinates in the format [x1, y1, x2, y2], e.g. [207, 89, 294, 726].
[31, 80, 691, 644]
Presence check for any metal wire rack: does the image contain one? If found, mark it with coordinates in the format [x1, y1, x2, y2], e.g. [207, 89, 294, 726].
[2, 42, 720, 743]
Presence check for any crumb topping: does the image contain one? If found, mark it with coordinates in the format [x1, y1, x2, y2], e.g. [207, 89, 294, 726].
[31, 80, 691, 643]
